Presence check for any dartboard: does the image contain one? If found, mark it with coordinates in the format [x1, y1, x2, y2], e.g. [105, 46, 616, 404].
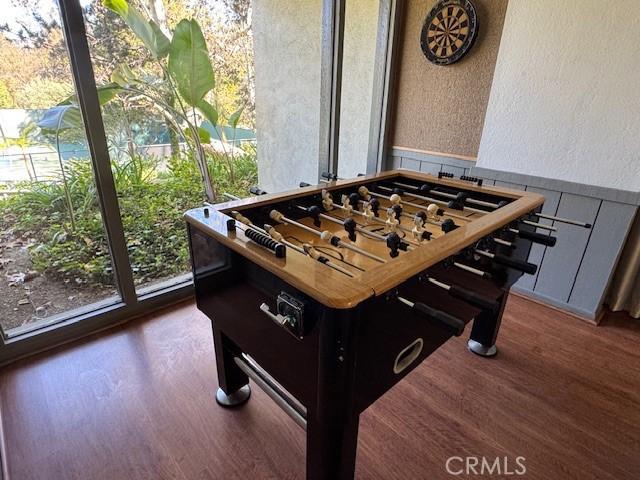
[420, 0, 478, 66]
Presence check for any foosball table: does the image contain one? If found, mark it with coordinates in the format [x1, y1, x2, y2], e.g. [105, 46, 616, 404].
[185, 169, 578, 479]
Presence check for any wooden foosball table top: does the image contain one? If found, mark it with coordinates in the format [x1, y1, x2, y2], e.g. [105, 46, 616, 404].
[184, 169, 544, 309]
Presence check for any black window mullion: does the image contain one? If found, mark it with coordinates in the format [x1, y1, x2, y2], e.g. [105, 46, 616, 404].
[57, 0, 137, 305]
[318, 0, 346, 180]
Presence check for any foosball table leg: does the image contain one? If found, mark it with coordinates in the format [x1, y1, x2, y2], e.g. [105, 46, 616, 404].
[307, 412, 360, 480]
[306, 310, 360, 480]
[467, 291, 509, 357]
[213, 327, 252, 407]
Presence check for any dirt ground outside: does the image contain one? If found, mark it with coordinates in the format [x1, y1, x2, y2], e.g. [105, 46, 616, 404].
[0, 228, 117, 333]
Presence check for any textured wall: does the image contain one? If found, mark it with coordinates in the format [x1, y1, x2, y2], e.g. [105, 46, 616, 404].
[252, 0, 322, 193]
[477, 0, 640, 192]
[337, 0, 380, 178]
[391, 0, 508, 158]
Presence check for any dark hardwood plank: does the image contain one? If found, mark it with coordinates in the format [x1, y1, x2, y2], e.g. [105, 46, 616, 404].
[1, 296, 639, 480]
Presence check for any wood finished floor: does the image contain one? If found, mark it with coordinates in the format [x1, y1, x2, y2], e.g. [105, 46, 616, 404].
[1, 295, 639, 480]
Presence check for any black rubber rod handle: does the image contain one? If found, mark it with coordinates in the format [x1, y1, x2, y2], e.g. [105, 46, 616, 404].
[413, 302, 465, 337]
[448, 285, 500, 313]
[517, 229, 557, 247]
[492, 254, 538, 275]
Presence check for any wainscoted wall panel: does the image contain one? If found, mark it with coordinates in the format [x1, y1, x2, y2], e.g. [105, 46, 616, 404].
[440, 164, 466, 179]
[494, 181, 525, 192]
[533, 194, 601, 304]
[419, 161, 441, 176]
[388, 149, 639, 321]
[568, 201, 638, 316]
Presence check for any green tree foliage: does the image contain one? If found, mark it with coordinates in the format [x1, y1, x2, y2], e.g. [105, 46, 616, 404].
[0, 81, 14, 108]
[0, 150, 257, 286]
[14, 78, 71, 109]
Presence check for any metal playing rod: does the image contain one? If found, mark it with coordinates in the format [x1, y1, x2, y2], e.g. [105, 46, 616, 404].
[231, 211, 357, 277]
[390, 182, 589, 229]
[453, 261, 491, 278]
[377, 185, 487, 217]
[393, 180, 500, 209]
[474, 249, 538, 275]
[270, 210, 387, 263]
[326, 197, 423, 246]
[357, 187, 443, 226]
[223, 192, 241, 201]
[263, 224, 357, 277]
[423, 275, 500, 312]
[519, 219, 557, 232]
[295, 205, 392, 243]
[492, 237, 515, 248]
[506, 228, 557, 247]
[301, 243, 356, 277]
[396, 296, 465, 336]
[531, 212, 592, 228]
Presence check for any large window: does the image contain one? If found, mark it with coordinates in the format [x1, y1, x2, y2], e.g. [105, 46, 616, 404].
[0, 0, 392, 358]
[80, 0, 323, 293]
[0, 0, 119, 337]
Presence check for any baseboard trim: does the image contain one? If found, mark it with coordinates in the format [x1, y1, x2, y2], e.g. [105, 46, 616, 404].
[391, 146, 477, 162]
[510, 289, 602, 325]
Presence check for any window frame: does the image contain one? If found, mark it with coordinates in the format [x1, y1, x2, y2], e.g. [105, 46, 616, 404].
[0, 0, 401, 365]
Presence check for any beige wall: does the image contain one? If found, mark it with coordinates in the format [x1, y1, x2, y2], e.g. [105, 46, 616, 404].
[252, 0, 323, 193]
[391, 0, 508, 159]
[478, 0, 640, 191]
[337, 0, 380, 178]
[253, 0, 380, 190]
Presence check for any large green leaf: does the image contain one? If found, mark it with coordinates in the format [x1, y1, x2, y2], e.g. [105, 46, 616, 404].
[148, 19, 170, 58]
[58, 83, 122, 106]
[38, 105, 82, 131]
[102, 0, 170, 59]
[40, 83, 122, 132]
[168, 19, 215, 106]
[183, 127, 211, 144]
[96, 83, 123, 104]
[197, 99, 219, 127]
[228, 106, 244, 129]
[110, 64, 138, 87]
[103, 0, 127, 16]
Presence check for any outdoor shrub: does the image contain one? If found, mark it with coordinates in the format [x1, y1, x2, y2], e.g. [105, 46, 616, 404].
[0, 149, 257, 287]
